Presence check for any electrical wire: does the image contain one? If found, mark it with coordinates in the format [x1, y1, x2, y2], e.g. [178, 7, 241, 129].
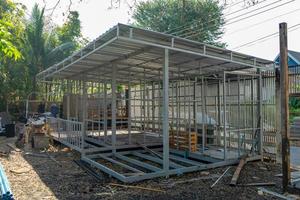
[226, 0, 295, 26]
[226, 0, 282, 22]
[226, 7, 300, 35]
[177, 0, 282, 38]
[181, 0, 295, 39]
[165, 0, 269, 35]
[224, 0, 268, 16]
[232, 23, 300, 50]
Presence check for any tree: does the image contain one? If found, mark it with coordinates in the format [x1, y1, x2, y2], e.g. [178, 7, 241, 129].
[132, 0, 225, 46]
[0, 0, 23, 61]
[25, 4, 82, 94]
[54, 11, 87, 61]
[0, 20, 21, 60]
[0, 0, 26, 111]
[0, 1, 86, 111]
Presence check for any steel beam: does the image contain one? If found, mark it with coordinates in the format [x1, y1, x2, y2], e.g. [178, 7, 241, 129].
[163, 48, 170, 173]
[112, 65, 117, 154]
[115, 154, 161, 172]
[223, 71, 227, 160]
[132, 152, 183, 169]
[81, 156, 127, 181]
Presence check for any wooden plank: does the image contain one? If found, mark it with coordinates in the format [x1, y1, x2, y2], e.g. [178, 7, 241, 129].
[6, 143, 21, 152]
[239, 182, 276, 187]
[279, 22, 291, 192]
[230, 156, 247, 186]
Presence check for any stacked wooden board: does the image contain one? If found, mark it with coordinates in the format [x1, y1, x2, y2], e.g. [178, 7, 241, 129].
[169, 131, 198, 152]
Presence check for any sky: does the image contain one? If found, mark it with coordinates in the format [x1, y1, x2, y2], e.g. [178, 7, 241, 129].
[17, 0, 300, 61]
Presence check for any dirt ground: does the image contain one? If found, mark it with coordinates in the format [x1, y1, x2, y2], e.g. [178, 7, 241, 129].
[0, 137, 299, 200]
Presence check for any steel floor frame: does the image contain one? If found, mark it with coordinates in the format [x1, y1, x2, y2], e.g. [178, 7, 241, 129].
[51, 130, 261, 182]
[81, 147, 261, 183]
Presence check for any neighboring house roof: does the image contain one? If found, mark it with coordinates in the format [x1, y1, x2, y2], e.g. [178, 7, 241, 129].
[274, 50, 300, 67]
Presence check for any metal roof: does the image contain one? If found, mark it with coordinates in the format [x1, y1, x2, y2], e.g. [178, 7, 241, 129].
[37, 23, 274, 84]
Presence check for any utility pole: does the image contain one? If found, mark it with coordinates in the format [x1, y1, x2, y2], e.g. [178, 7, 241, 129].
[279, 22, 291, 192]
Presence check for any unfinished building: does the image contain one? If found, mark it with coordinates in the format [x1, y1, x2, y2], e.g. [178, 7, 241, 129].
[36, 24, 276, 183]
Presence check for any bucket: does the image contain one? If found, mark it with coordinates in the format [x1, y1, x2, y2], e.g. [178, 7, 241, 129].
[5, 124, 15, 138]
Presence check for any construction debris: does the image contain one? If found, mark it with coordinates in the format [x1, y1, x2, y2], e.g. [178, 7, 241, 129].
[73, 159, 103, 181]
[210, 167, 231, 188]
[238, 182, 276, 187]
[167, 173, 231, 188]
[10, 167, 31, 174]
[109, 183, 166, 193]
[0, 162, 13, 200]
[6, 143, 21, 152]
[258, 187, 296, 200]
[45, 152, 62, 167]
[230, 156, 248, 186]
[24, 152, 49, 158]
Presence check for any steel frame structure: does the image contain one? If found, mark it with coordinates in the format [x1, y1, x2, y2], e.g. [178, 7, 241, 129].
[38, 24, 275, 182]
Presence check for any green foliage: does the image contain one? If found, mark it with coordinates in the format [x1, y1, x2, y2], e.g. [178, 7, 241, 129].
[289, 97, 300, 110]
[25, 4, 86, 94]
[132, 0, 225, 46]
[0, 0, 23, 60]
[0, 1, 86, 111]
[57, 11, 81, 45]
[0, 0, 26, 110]
[53, 11, 87, 64]
[0, 20, 21, 60]
[289, 97, 300, 123]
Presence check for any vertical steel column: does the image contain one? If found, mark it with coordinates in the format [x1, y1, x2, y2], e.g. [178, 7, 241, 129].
[75, 81, 79, 120]
[163, 49, 170, 173]
[82, 80, 87, 152]
[251, 76, 255, 153]
[104, 81, 108, 142]
[67, 80, 71, 120]
[188, 79, 191, 151]
[183, 78, 187, 131]
[142, 80, 146, 143]
[128, 82, 132, 144]
[193, 78, 197, 135]
[217, 79, 221, 146]
[257, 69, 263, 155]
[204, 79, 208, 146]
[158, 72, 162, 137]
[243, 77, 247, 151]
[176, 81, 180, 149]
[147, 86, 150, 132]
[112, 65, 117, 154]
[188, 79, 191, 132]
[98, 82, 101, 138]
[201, 76, 205, 152]
[172, 80, 175, 136]
[228, 78, 231, 149]
[133, 86, 136, 131]
[178, 67, 181, 139]
[223, 72, 227, 160]
[151, 82, 155, 132]
[237, 76, 241, 157]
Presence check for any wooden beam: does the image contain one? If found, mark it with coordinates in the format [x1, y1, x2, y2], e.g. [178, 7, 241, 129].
[230, 156, 247, 186]
[279, 22, 291, 192]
